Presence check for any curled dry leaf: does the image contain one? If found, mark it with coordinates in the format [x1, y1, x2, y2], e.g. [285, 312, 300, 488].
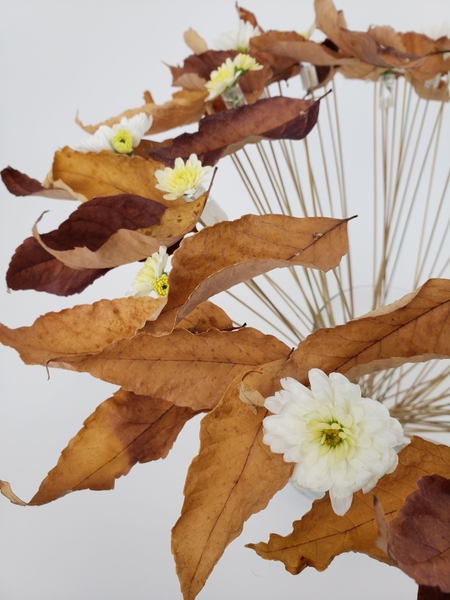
[418, 585, 450, 600]
[50, 147, 178, 205]
[172, 375, 292, 600]
[0, 296, 166, 365]
[183, 28, 209, 54]
[375, 474, 450, 592]
[31, 194, 206, 271]
[144, 215, 350, 336]
[147, 96, 322, 167]
[242, 278, 450, 400]
[76, 88, 208, 136]
[46, 327, 291, 412]
[314, 0, 449, 80]
[247, 437, 450, 575]
[175, 301, 234, 333]
[6, 237, 110, 296]
[236, 5, 260, 29]
[0, 390, 201, 507]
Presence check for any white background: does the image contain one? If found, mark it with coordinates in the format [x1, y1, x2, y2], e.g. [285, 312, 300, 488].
[1, 1, 449, 599]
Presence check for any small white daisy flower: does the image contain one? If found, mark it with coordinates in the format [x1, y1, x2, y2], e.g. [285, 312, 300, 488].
[79, 113, 153, 154]
[128, 246, 169, 298]
[263, 368, 407, 516]
[214, 20, 261, 53]
[154, 154, 213, 201]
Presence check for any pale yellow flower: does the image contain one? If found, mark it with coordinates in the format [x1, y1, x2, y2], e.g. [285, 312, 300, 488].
[154, 154, 213, 201]
[205, 54, 263, 102]
[128, 246, 169, 298]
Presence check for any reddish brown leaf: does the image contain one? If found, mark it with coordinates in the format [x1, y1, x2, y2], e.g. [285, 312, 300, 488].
[247, 437, 450, 574]
[48, 327, 291, 411]
[236, 5, 260, 29]
[418, 586, 450, 600]
[376, 475, 450, 592]
[0, 296, 166, 365]
[146, 96, 322, 166]
[144, 215, 350, 335]
[76, 88, 208, 136]
[28, 389, 201, 505]
[1, 166, 80, 200]
[172, 376, 292, 600]
[31, 194, 207, 270]
[6, 236, 109, 296]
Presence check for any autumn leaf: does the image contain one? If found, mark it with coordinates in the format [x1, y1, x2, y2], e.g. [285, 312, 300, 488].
[247, 437, 450, 575]
[31, 194, 206, 270]
[146, 96, 322, 166]
[176, 301, 234, 333]
[76, 88, 208, 136]
[47, 327, 291, 411]
[50, 147, 178, 205]
[1, 166, 81, 201]
[6, 236, 110, 296]
[30, 389, 202, 505]
[183, 28, 209, 55]
[144, 215, 350, 336]
[0, 296, 166, 365]
[172, 375, 292, 600]
[236, 5, 260, 29]
[418, 585, 450, 600]
[375, 474, 450, 592]
[242, 278, 450, 401]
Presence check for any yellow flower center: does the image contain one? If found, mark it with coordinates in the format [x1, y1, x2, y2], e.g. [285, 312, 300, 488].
[112, 128, 133, 154]
[152, 274, 169, 297]
[321, 423, 346, 447]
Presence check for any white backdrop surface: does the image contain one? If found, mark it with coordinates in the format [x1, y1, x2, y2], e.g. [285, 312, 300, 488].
[1, 1, 449, 599]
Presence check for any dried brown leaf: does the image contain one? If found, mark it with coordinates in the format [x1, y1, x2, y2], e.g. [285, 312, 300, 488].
[28, 389, 201, 505]
[184, 28, 208, 54]
[48, 327, 291, 411]
[1, 166, 81, 201]
[76, 88, 208, 136]
[0, 296, 166, 365]
[144, 215, 350, 335]
[32, 194, 206, 270]
[376, 474, 450, 592]
[418, 585, 450, 600]
[176, 301, 233, 333]
[147, 96, 322, 166]
[172, 376, 292, 600]
[236, 5, 260, 29]
[247, 437, 450, 574]
[50, 147, 178, 205]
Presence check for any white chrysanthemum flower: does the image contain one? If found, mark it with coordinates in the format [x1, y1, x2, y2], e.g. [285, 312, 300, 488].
[214, 19, 261, 52]
[154, 154, 213, 201]
[263, 369, 407, 516]
[79, 113, 153, 154]
[205, 54, 263, 102]
[128, 246, 169, 298]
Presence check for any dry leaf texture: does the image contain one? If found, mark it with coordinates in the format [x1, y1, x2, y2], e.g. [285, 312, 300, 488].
[144, 214, 350, 335]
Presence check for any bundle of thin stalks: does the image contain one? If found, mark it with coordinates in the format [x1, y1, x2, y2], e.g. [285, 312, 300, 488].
[223, 73, 450, 434]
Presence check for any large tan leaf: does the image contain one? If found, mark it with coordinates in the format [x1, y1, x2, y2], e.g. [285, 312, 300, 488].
[76, 88, 208, 136]
[50, 147, 180, 205]
[176, 301, 233, 333]
[172, 376, 292, 600]
[29, 389, 201, 505]
[49, 328, 291, 411]
[0, 296, 166, 365]
[144, 215, 350, 335]
[0, 390, 201, 507]
[32, 194, 206, 270]
[247, 437, 450, 574]
[243, 278, 450, 400]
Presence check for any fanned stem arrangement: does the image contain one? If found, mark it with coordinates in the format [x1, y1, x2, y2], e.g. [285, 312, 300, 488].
[226, 74, 450, 433]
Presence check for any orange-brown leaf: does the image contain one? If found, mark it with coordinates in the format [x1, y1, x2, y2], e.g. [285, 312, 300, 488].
[50, 147, 180, 206]
[76, 88, 208, 136]
[49, 328, 291, 411]
[28, 389, 201, 505]
[247, 437, 450, 574]
[172, 377, 292, 600]
[144, 215, 350, 335]
[0, 296, 166, 365]
[176, 301, 233, 333]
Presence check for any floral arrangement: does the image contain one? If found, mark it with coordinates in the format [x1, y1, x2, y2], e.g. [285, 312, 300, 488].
[2, 1, 450, 599]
